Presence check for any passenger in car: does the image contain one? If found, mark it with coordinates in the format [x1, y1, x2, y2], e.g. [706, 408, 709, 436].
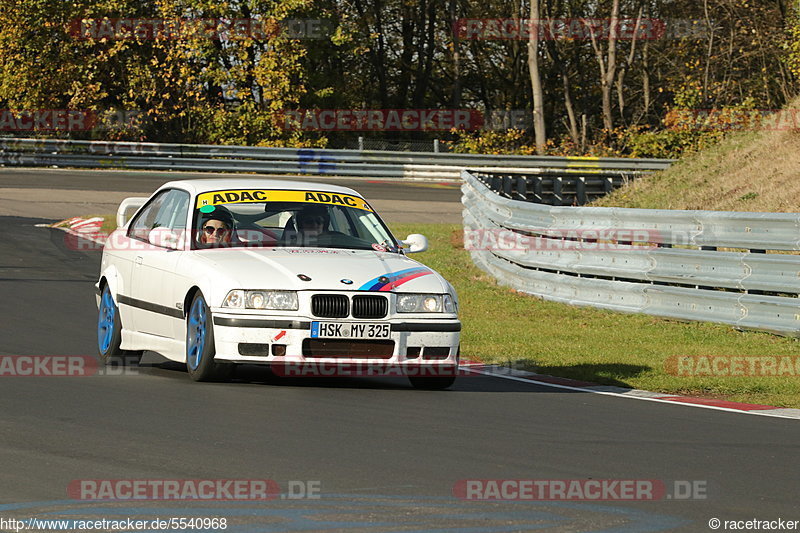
[296, 204, 330, 239]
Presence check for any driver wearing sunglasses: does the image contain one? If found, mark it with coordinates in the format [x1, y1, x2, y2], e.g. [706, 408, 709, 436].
[199, 209, 233, 246]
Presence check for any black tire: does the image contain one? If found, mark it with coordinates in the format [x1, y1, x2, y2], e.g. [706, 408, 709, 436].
[185, 292, 232, 382]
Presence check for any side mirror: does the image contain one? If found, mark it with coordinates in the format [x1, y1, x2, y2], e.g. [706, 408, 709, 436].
[116, 197, 148, 228]
[148, 228, 181, 250]
[401, 234, 428, 253]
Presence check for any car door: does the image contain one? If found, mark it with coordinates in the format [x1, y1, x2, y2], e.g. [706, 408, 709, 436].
[127, 188, 190, 338]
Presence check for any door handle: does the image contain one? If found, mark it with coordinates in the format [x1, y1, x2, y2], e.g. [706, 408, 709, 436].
[135, 256, 143, 265]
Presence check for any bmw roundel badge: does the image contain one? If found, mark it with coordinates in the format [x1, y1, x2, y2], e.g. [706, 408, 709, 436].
[340, 279, 354, 285]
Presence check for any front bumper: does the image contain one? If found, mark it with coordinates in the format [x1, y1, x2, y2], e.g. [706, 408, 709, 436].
[210, 311, 460, 367]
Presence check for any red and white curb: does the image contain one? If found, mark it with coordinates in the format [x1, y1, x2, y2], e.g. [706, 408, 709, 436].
[38, 217, 108, 245]
[462, 364, 800, 420]
[50, 216, 104, 233]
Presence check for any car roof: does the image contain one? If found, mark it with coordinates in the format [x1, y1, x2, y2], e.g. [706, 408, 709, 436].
[159, 178, 364, 198]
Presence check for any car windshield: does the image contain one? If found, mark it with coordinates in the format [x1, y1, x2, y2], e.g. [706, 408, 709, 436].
[192, 188, 399, 252]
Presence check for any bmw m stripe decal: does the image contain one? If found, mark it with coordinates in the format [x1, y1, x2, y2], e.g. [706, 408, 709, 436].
[359, 267, 433, 291]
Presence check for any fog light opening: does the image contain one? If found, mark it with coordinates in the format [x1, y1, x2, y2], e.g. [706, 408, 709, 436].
[272, 344, 287, 356]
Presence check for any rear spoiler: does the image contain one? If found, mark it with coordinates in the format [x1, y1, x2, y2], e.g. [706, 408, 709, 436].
[116, 197, 149, 229]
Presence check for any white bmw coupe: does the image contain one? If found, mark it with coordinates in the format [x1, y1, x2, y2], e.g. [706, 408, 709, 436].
[96, 179, 461, 388]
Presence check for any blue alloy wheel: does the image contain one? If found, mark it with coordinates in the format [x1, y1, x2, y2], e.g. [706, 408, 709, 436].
[186, 292, 232, 382]
[98, 287, 117, 354]
[187, 295, 207, 371]
[96, 284, 139, 365]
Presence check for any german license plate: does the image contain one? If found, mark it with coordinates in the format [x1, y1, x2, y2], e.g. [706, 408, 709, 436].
[310, 322, 391, 339]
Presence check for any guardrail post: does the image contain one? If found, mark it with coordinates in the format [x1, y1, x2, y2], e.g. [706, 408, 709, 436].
[533, 178, 543, 203]
[491, 176, 502, 193]
[604, 176, 614, 194]
[434, 139, 440, 153]
[358, 137, 364, 151]
[515, 176, 528, 201]
[576, 177, 587, 205]
[553, 177, 563, 206]
[502, 176, 513, 197]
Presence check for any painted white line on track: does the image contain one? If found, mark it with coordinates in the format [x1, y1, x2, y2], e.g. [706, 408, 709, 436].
[463, 366, 800, 421]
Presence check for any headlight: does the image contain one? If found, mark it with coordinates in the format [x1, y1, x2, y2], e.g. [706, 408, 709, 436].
[223, 290, 298, 310]
[396, 294, 455, 313]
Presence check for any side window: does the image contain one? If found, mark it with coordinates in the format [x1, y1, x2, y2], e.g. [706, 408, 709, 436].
[128, 189, 190, 241]
[154, 189, 190, 230]
[128, 191, 170, 241]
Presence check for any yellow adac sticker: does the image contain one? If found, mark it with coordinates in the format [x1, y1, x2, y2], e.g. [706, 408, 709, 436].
[196, 190, 372, 211]
[196, 190, 269, 208]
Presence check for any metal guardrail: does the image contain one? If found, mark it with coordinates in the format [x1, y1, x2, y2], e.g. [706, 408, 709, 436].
[462, 169, 800, 337]
[471, 169, 638, 206]
[0, 138, 674, 180]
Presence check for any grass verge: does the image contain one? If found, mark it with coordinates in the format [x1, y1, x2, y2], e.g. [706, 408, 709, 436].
[392, 223, 800, 408]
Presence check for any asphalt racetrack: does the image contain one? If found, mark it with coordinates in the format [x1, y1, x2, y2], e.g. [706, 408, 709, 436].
[0, 168, 798, 532]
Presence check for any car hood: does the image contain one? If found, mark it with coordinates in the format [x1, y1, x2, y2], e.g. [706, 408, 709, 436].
[191, 248, 448, 293]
